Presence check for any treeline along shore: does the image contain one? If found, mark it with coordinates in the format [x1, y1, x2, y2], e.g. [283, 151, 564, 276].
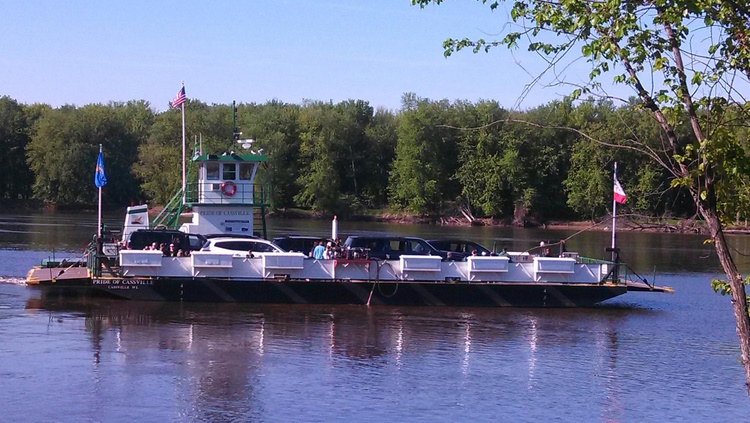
[1, 93, 747, 232]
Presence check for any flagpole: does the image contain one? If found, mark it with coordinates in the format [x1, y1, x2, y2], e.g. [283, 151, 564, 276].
[97, 144, 103, 239]
[181, 83, 186, 205]
[611, 162, 618, 263]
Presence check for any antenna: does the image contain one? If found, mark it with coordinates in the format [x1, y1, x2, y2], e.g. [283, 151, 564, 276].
[232, 100, 241, 140]
[232, 100, 256, 150]
[238, 138, 254, 150]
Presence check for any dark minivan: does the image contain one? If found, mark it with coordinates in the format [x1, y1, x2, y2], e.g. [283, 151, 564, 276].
[127, 229, 207, 252]
[427, 239, 493, 259]
[272, 235, 328, 256]
[344, 236, 457, 260]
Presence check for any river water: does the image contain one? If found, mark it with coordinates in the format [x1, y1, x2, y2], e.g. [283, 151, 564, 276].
[1, 211, 749, 421]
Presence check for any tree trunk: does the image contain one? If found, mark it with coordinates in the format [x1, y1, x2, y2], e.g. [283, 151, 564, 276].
[704, 207, 750, 396]
[513, 202, 527, 227]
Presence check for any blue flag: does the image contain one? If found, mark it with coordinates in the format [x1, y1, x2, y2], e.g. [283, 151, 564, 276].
[95, 151, 107, 188]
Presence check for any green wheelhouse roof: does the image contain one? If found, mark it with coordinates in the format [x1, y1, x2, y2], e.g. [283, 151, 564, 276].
[192, 153, 268, 162]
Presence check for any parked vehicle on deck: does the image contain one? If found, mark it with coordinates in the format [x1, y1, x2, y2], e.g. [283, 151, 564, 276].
[273, 235, 328, 256]
[127, 229, 206, 252]
[344, 236, 459, 260]
[427, 239, 493, 259]
[202, 237, 285, 257]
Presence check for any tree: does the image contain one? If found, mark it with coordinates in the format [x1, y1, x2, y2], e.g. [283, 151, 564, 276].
[564, 138, 609, 219]
[363, 107, 398, 207]
[389, 94, 460, 215]
[28, 104, 144, 207]
[294, 101, 345, 213]
[453, 100, 510, 218]
[331, 99, 375, 212]
[565, 100, 673, 219]
[238, 101, 302, 210]
[110, 101, 153, 205]
[0, 97, 34, 200]
[414, 0, 750, 395]
[134, 107, 184, 205]
[293, 99, 386, 215]
[134, 99, 235, 205]
[512, 101, 577, 221]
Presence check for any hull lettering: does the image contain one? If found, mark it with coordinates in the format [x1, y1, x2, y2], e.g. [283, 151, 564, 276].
[93, 279, 153, 286]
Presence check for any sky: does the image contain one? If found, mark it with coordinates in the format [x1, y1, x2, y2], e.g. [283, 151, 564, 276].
[0, 0, 621, 112]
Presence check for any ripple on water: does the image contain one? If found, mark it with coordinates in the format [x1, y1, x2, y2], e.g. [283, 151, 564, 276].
[0, 264, 749, 420]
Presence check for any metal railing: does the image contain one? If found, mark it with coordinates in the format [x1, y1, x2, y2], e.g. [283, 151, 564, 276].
[149, 182, 271, 230]
[185, 181, 270, 206]
[152, 188, 185, 229]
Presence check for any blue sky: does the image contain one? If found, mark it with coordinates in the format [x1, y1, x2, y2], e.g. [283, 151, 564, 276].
[1, 0, 611, 112]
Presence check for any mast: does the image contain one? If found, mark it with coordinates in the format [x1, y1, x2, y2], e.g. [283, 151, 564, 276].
[611, 162, 618, 263]
[232, 100, 241, 140]
[181, 82, 186, 205]
[97, 144, 103, 238]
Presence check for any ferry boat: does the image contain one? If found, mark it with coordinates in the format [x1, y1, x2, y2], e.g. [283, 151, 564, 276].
[26, 151, 672, 307]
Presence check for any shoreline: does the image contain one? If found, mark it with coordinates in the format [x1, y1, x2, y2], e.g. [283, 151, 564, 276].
[268, 208, 750, 235]
[5, 203, 748, 235]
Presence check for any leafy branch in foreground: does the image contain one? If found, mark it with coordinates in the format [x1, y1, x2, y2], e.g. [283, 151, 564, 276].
[413, 0, 750, 396]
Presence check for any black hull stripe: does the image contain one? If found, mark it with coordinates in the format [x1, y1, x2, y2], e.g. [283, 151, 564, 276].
[476, 285, 513, 307]
[33, 278, 629, 307]
[409, 284, 446, 306]
[340, 282, 383, 305]
[545, 286, 576, 307]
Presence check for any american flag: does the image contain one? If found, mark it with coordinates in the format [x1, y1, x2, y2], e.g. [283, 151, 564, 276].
[171, 86, 186, 108]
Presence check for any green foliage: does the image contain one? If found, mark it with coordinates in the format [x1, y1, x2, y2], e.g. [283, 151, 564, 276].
[515, 101, 577, 219]
[413, 1, 750, 383]
[453, 100, 509, 217]
[28, 103, 146, 206]
[389, 94, 459, 215]
[1, 94, 741, 224]
[292, 99, 383, 214]
[363, 108, 398, 207]
[711, 276, 750, 317]
[413, 0, 750, 226]
[564, 139, 608, 218]
[294, 101, 342, 212]
[133, 107, 182, 205]
[238, 101, 302, 209]
[0, 97, 35, 200]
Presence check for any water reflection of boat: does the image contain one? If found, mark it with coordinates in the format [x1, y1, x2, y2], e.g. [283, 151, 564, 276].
[24, 297, 406, 364]
[22, 294, 657, 422]
[25, 148, 672, 307]
[25, 296, 644, 363]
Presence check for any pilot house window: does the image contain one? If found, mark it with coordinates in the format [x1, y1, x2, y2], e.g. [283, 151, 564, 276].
[239, 163, 253, 180]
[222, 163, 236, 180]
[206, 163, 220, 180]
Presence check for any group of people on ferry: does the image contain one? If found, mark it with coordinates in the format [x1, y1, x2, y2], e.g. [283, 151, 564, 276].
[310, 240, 343, 260]
[143, 241, 191, 257]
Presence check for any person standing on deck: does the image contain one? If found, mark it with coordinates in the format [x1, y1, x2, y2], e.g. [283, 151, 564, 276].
[312, 241, 325, 259]
[323, 242, 334, 259]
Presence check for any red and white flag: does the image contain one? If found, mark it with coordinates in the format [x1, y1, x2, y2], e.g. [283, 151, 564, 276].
[613, 173, 627, 204]
[171, 86, 186, 108]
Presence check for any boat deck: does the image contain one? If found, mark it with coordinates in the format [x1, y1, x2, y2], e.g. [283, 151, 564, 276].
[624, 279, 674, 293]
[25, 249, 673, 307]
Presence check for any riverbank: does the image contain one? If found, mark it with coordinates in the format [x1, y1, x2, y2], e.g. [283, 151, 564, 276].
[8, 202, 742, 235]
[267, 208, 750, 235]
